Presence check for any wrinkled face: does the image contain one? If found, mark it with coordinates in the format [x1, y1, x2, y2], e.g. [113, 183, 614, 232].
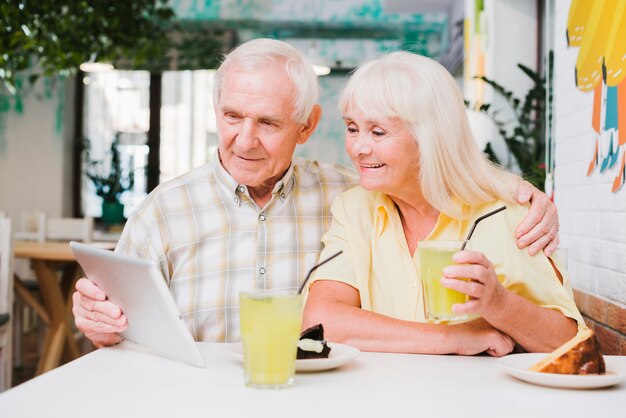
[343, 106, 420, 199]
[215, 66, 309, 188]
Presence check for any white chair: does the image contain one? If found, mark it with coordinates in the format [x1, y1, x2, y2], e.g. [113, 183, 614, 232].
[0, 216, 14, 391]
[14, 212, 94, 244]
[12, 211, 46, 368]
[45, 217, 94, 243]
[14, 211, 46, 242]
[13, 215, 94, 368]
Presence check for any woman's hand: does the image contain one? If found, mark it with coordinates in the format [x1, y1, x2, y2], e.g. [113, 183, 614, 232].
[449, 318, 515, 357]
[441, 250, 578, 352]
[304, 279, 514, 355]
[440, 250, 509, 321]
[440, 253, 516, 357]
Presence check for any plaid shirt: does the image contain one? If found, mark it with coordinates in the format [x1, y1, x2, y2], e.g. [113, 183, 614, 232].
[116, 152, 358, 342]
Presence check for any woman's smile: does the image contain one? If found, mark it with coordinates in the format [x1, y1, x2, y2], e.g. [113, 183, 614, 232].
[359, 162, 386, 169]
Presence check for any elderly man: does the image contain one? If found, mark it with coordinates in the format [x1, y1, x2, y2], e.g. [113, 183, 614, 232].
[73, 38, 560, 347]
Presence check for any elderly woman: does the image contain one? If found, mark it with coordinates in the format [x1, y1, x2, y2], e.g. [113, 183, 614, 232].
[302, 52, 584, 356]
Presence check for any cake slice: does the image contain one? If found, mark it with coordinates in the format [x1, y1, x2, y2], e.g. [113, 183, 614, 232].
[529, 328, 605, 375]
[297, 324, 331, 359]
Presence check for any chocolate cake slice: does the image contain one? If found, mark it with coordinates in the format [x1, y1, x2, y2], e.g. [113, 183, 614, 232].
[297, 324, 331, 359]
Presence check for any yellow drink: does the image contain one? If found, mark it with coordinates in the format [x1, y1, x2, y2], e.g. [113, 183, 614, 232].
[418, 240, 468, 322]
[239, 291, 303, 388]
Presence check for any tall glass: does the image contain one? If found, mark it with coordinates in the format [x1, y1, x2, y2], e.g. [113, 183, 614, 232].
[418, 240, 468, 322]
[239, 290, 303, 388]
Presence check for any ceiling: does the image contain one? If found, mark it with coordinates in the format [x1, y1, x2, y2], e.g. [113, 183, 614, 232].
[172, 0, 465, 73]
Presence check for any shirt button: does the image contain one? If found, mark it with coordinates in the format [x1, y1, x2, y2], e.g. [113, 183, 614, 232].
[238, 186, 246, 193]
[280, 193, 285, 199]
[234, 197, 240, 204]
[259, 267, 266, 275]
[259, 214, 266, 221]
[410, 282, 417, 289]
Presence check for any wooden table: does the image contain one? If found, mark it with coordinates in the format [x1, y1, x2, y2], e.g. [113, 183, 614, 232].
[13, 240, 116, 375]
[0, 342, 624, 417]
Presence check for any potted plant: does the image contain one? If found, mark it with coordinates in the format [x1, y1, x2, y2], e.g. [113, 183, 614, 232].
[469, 53, 553, 192]
[0, 1, 175, 93]
[83, 133, 134, 225]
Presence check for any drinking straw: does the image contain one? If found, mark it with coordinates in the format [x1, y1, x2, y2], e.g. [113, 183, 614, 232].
[298, 250, 343, 294]
[460, 206, 507, 250]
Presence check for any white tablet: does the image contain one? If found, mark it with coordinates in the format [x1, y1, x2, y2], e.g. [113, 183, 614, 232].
[70, 241, 206, 367]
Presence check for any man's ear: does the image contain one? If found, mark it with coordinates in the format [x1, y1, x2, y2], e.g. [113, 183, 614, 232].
[297, 105, 322, 145]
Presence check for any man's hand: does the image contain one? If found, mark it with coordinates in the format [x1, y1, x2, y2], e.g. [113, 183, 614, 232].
[514, 180, 559, 256]
[72, 278, 127, 348]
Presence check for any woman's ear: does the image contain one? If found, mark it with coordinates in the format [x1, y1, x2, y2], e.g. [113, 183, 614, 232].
[297, 105, 322, 145]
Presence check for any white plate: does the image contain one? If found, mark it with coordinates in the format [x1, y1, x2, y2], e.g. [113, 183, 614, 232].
[230, 342, 360, 372]
[498, 353, 626, 389]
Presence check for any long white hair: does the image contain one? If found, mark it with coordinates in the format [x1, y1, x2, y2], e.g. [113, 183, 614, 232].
[213, 38, 319, 125]
[339, 51, 519, 218]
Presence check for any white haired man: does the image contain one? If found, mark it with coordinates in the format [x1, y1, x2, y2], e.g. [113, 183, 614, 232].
[73, 38, 560, 347]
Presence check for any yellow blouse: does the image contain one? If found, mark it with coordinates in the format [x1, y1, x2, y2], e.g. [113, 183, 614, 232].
[311, 187, 585, 328]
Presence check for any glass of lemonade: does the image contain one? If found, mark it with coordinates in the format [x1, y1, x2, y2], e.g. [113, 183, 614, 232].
[418, 240, 468, 322]
[239, 290, 303, 389]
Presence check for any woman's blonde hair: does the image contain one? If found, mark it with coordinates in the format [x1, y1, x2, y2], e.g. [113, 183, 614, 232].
[339, 51, 520, 218]
[213, 38, 319, 125]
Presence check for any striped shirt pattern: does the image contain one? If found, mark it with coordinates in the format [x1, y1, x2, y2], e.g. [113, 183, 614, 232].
[116, 152, 358, 342]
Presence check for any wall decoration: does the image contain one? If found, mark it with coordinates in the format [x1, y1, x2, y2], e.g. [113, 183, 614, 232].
[467, 0, 487, 107]
[567, 0, 626, 192]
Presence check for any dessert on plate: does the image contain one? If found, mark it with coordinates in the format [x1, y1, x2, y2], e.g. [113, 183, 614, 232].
[297, 323, 331, 359]
[529, 328, 605, 375]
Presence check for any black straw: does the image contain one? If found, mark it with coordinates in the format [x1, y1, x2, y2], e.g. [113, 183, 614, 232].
[460, 206, 507, 250]
[298, 250, 343, 294]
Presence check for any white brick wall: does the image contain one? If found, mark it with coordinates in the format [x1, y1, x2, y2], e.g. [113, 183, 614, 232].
[554, 1, 626, 306]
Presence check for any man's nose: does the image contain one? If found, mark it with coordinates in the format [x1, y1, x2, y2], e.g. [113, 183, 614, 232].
[236, 118, 259, 149]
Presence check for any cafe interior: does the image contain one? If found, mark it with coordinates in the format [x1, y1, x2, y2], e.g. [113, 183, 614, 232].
[0, 0, 625, 414]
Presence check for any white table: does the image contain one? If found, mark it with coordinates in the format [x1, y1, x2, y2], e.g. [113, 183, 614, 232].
[0, 342, 624, 418]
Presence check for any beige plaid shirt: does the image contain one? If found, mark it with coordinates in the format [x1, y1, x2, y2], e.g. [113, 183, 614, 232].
[116, 151, 358, 342]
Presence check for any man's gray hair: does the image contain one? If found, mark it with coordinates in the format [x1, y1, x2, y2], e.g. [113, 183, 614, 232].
[213, 38, 319, 124]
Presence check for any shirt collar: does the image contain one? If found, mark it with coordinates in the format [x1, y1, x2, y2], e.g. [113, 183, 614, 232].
[374, 192, 399, 237]
[373, 192, 470, 240]
[273, 162, 295, 201]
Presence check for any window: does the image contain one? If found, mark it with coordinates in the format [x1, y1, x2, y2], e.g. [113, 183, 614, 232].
[81, 70, 218, 219]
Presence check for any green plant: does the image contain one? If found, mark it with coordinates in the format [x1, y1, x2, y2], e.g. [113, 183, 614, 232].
[471, 54, 552, 191]
[0, 0, 175, 93]
[84, 134, 134, 204]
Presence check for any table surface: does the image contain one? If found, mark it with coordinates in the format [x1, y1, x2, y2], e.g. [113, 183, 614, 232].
[14, 240, 116, 261]
[0, 342, 624, 418]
